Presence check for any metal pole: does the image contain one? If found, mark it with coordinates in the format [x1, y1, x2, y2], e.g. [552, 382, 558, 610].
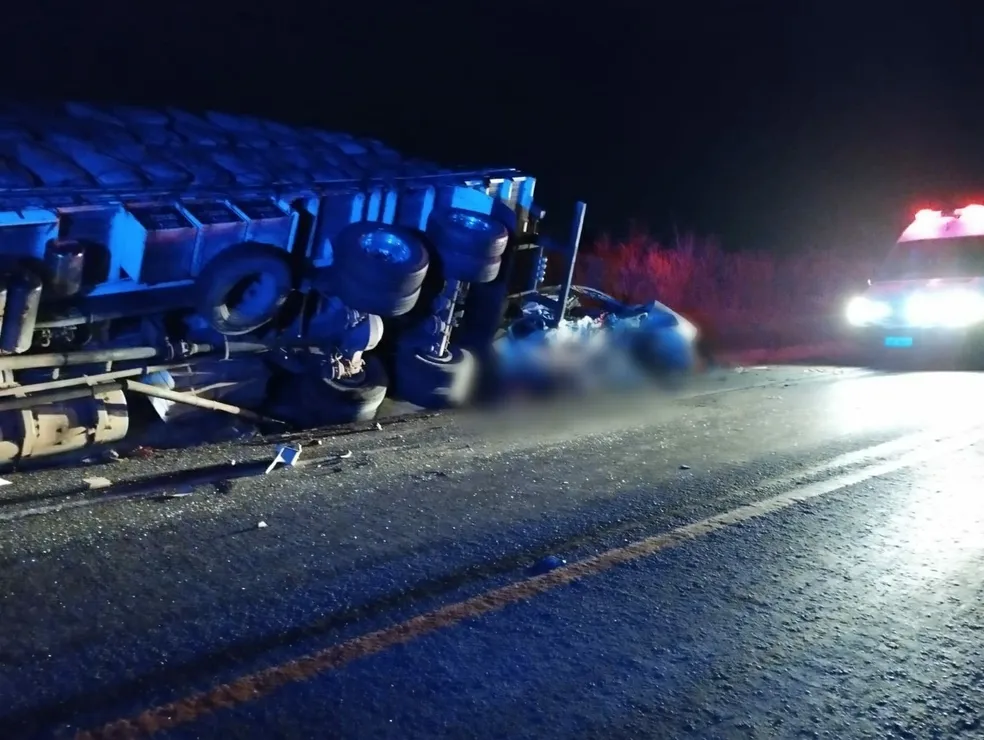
[0, 346, 160, 371]
[0, 340, 319, 401]
[121, 380, 282, 425]
[0, 340, 271, 372]
[552, 201, 587, 329]
[0, 377, 283, 426]
[0, 385, 100, 412]
[434, 280, 462, 359]
[0, 362, 194, 400]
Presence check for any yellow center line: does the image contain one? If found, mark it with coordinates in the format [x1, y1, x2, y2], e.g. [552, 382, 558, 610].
[76, 429, 982, 740]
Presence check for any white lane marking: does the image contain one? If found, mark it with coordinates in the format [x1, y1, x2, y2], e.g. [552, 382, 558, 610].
[743, 422, 984, 497]
[681, 429, 982, 538]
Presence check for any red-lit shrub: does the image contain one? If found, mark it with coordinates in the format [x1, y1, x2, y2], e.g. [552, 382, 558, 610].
[574, 231, 877, 350]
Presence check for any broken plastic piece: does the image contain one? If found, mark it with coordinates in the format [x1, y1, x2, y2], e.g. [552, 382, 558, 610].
[265, 443, 302, 474]
[529, 554, 566, 575]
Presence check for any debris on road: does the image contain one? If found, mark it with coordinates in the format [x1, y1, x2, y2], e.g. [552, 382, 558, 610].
[530, 555, 567, 575]
[338, 450, 353, 460]
[265, 444, 302, 474]
[680, 464, 692, 470]
[162, 484, 197, 500]
[82, 449, 121, 465]
[0, 477, 10, 487]
[83, 477, 112, 490]
[257, 521, 268, 529]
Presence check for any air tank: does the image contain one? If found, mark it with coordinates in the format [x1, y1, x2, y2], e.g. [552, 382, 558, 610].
[0, 271, 42, 354]
[44, 239, 85, 298]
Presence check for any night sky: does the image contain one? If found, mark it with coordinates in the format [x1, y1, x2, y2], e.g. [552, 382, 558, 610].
[4, 0, 984, 255]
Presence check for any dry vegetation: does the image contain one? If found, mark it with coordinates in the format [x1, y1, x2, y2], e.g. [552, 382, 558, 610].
[574, 231, 876, 350]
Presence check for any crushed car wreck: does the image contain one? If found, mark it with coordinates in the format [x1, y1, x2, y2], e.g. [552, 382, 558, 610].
[0, 103, 696, 466]
[491, 285, 700, 394]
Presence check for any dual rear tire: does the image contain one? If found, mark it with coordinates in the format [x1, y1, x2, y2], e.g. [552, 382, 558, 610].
[195, 207, 512, 416]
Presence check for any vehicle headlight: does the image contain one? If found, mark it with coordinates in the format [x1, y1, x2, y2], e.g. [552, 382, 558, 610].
[845, 295, 890, 326]
[904, 290, 984, 328]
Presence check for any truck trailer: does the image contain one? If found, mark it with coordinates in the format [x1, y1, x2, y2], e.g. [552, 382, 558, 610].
[0, 102, 587, 464]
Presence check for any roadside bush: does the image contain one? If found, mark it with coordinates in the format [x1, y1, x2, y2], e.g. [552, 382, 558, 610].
[574, 230, 878, 350]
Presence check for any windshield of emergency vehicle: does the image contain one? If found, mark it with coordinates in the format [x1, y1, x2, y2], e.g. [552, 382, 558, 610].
[878, 236, 984, 280]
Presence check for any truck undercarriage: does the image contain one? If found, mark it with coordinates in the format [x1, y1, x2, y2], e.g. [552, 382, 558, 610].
[0, 103, 589, 465]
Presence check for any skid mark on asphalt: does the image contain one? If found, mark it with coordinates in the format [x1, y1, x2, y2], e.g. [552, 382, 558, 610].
[76, 426, 984, 740]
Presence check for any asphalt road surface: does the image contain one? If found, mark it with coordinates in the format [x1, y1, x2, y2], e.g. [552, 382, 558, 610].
[2, 364, 984, 740]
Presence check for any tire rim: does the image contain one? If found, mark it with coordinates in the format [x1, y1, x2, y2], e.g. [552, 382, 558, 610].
[359, 230, 412, 263]
[221, 272, 280, 322]
[448, 211, 494, 232]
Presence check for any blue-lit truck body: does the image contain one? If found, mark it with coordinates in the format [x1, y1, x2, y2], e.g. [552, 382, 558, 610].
[0, 103, 582, 463]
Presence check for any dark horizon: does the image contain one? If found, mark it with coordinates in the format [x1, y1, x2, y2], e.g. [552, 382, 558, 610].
[3, 0, 983, 254]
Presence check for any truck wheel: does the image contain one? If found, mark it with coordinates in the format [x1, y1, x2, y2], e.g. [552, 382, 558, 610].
[196, 242, 293, 335]
[440, 252, 501, 284]
[393, 345, 477, 409]
[325, 222, 430, 317]
[426, 209, 508, 284]
[265, 353, 388, 426]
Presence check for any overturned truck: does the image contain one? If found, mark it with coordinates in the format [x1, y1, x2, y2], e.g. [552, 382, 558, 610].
[0, 103, 586, 464]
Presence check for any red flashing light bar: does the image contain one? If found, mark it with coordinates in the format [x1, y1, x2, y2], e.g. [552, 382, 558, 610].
[914, 204, 984, 219]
